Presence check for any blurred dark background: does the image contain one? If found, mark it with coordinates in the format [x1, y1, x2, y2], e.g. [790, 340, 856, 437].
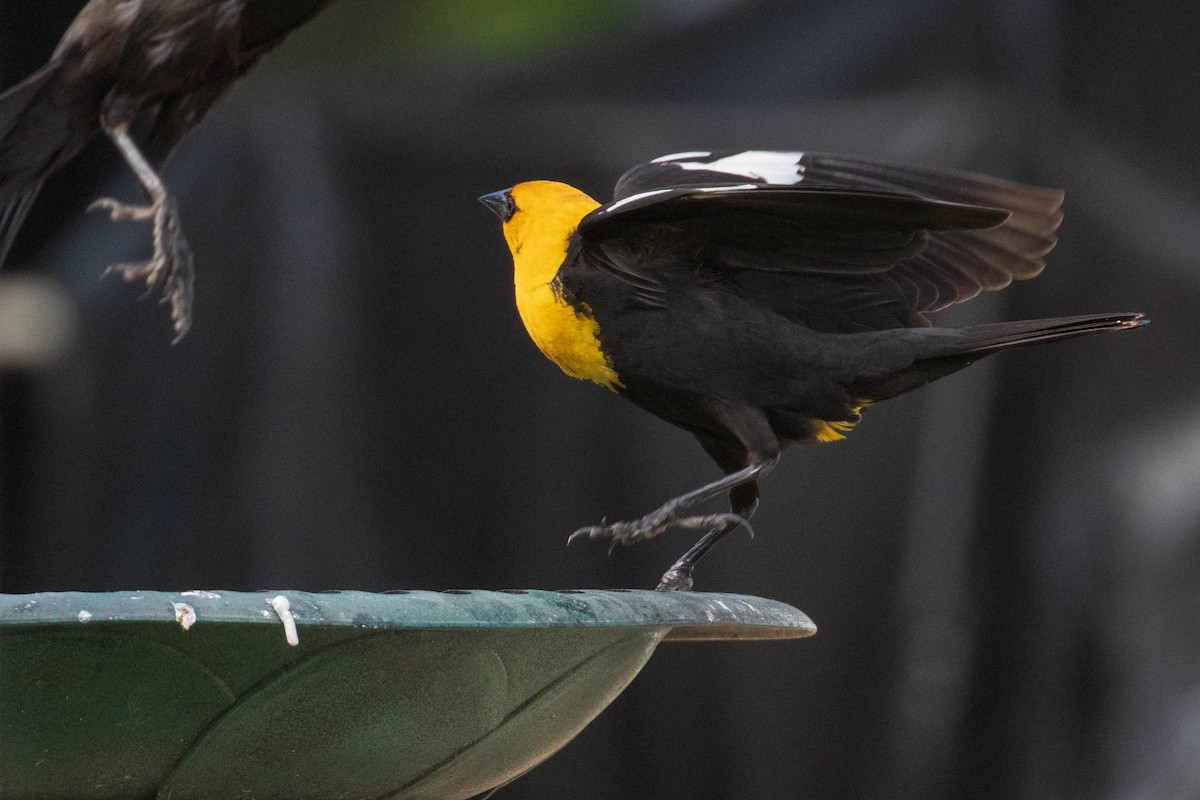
[0, 1, 1195, 798]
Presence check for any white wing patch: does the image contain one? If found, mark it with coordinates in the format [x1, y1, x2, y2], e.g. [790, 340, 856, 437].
[604, 188, 673, 212]
[605, 184, 760, 215]
[692, 183, 758, 192]
[670, 150, 806, 185]
[652, 151, 712, 163]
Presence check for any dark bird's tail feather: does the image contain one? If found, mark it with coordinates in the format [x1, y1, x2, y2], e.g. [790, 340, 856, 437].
[853, 312, 1146, 401]
[0, 182, 44, 268]
[0, 59, 78, 268]
[952, 312, 1147, 354]
[0, 62, 59, 142]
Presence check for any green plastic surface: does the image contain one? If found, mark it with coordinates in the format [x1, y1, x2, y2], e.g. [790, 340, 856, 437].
[0, 589, 814, 800]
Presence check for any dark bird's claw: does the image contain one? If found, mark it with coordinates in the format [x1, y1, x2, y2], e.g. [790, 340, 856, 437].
[568, 509, 753, 554]
[89, 196, 155, 222]
[652, 514, 755, 592]
[95, 194, 194, 343]
[656, 567, 695, 592]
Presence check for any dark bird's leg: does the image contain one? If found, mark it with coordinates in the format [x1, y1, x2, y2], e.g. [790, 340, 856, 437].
[656, 518, 747, 592]
[657, 438, 771, 592]
[568, 459, 773, 551]
[570, 404, 780, 589]
[90, 122, 194, 342]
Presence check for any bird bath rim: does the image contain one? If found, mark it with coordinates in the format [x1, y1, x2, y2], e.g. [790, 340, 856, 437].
[0, 589, 814, 800]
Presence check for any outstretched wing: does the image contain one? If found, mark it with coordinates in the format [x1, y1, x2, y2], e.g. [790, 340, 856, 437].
[0, 59, 78, 269]
[583, 150, 1062, 330]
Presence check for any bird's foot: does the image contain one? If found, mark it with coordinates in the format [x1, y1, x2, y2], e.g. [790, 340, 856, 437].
[569, 507, 753, 554]
[91, 194, 194, 342]
[89, 196, 156, 222]
[655, 566, 694, 592]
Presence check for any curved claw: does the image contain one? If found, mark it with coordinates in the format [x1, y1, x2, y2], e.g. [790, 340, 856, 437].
[568, 518, 650, 551]
[95, 192, 195, 343]
[567, 510, 752, 554]
[567, 526, 600, 546]
[567, 524, 632, 556]
[89, 196, 155, 222]
[102, 261, 143, 282]
[567, 515, 614, 545]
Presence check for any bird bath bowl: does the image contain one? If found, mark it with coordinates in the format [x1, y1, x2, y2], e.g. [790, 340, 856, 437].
[0, 589, 814, 799]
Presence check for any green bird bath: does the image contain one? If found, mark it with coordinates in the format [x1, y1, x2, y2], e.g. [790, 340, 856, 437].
[0, 589, 815, 799]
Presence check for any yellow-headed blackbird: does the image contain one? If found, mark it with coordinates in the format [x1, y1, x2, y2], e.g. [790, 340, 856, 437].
[481, 150, 1146, 591]
[0, 0, 333, 341]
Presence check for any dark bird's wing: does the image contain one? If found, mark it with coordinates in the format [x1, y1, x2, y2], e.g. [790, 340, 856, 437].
[593, 150, 1062, 330]
[0, 0, 151, 268]
[0, 184, 44, 270]
[0, 60, 76, 268]
[145, 0, 334, 168]
[0, 0, 335, 338]
[238, 0, 333, 57]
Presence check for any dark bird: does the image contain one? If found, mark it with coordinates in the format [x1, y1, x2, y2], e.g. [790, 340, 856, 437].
[481, 150, 1146, 591]
[0, 0, 334, 342]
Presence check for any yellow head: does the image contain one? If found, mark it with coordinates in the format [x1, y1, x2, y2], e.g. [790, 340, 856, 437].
[480, 181, 620, 389]
[481, 181, 599, 285]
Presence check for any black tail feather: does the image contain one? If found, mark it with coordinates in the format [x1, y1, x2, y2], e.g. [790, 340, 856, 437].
[0, 182, 43, 269]
[0, 61, 59, 143]
[953, 312, 1147, 354]
[0, 58, 79, 268]
[852, 312, 1146, 401]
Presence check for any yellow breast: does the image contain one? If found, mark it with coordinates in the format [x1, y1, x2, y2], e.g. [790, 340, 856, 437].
[503, 181, 622, 391]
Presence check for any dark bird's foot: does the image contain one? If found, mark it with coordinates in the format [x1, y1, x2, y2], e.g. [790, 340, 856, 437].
[655, 566, 695, 592]
[568, 505, 753, 554]
[91, 194, 194, 342]
[654, 510, 761, 592]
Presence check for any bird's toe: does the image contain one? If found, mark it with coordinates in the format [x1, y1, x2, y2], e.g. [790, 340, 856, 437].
[100, 219, 194, 342]
[655, 567, 695, 592]
[89, 196, 154, 222]
[567, 525, 604, 545]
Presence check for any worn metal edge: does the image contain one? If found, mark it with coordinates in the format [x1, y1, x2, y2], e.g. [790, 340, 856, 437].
[0, 590, 815, 641]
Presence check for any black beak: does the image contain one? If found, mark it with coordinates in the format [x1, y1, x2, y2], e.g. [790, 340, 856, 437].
[478, 189, 516, 222]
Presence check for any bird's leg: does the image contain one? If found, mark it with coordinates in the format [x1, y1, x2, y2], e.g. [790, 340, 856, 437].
[90, 122, 194, 342]
[569, 455, 779, 553]
[656, 507, 755, 592]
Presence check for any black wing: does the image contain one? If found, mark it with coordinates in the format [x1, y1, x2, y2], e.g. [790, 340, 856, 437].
[589, 150, 1062, 330]
[0, 60, 74, 269]
[239, 0, 333, 59]
[144, 0, 334, 168]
